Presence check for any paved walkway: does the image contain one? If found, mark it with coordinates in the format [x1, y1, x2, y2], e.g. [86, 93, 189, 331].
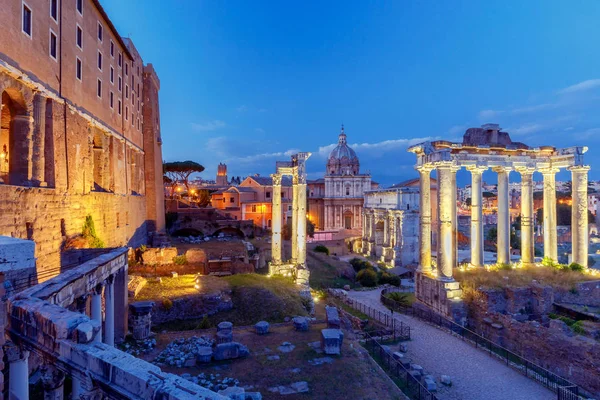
[346, 289, 555, 400]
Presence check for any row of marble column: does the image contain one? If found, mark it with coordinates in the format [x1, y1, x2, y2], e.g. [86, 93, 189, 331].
[271, 173, 308, 266]
[417, 163, 590, 281]
[363, 210, 402, 248]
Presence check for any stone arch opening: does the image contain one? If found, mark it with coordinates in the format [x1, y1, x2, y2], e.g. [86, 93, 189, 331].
[1, 89, 29, 185]
[214, 227, 245, 238]
[343, 209, 353, 229]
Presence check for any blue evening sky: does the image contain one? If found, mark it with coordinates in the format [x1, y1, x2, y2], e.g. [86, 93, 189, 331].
[102, 0, 600, 187]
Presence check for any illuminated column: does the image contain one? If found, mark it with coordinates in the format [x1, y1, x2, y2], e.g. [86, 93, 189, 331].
[570, 165, 590, 267]
[271, 173, 282, 265]
[417, 165, 433, 273]
[541, 168, 559, 262]
[437, 163, 456, 280]
[291, 176, 298, 263]
[297, 174, 308, 265]
[11, 115, 33, 185]
[518, 167, 535, 266]
[91, 284, 103, 343]
[7, 343, 29, 400]
[451, 165, 460, 268]
[495, 167, 511, 264]
[467, 166, 487, 267]
[104, 275, 115, 346]
[32, 92, 47, 186]
[383, 216, 389, 247]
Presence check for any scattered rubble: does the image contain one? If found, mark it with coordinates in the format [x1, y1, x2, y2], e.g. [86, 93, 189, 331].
[119, 337, 156, 356]
[154, 336, 214, 367]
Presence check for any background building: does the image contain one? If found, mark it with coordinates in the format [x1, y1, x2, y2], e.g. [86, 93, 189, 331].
[0, 0, 164, 279]
[323, 126, 376, 232]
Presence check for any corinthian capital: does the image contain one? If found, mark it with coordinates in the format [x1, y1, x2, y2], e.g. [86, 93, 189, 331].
[271, 173, 282, 186]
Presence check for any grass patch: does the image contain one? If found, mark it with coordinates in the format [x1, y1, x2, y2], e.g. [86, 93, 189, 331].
[455, 265, 597, 292]
[211, 274, 309, 325]
[384, 292, 415, 307]
[307, 254, 354, 289]
[136, 275, 199, 301]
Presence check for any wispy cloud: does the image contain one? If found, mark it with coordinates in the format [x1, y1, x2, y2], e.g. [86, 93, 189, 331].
[478, 109, 503, 120]
[558, 79, 600, 94]
[511, 103, 556, 114]
[236, 105, 248, 113]
[316, 137, 437, 158]
[234, 149, 300, 163]
[191, 120, 226, 132]
[507, 123, 544, 136]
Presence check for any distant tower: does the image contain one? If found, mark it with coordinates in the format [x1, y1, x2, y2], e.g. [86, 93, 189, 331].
[216, 163, 228, 186]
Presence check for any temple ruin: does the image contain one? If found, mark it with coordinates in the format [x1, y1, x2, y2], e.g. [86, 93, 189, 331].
[408, 124, 590, 317]
[269, 152, 312, 288]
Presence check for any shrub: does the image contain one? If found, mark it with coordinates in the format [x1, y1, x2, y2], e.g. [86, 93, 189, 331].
[379, 272, 401, 287]
[161, 298, 173, 310]
[82, 215, 105, 248]
[569, 263, 585, 272]
[497, 263, 512, 271]
[349, 258, 372, 273]
[571, 320, 586, 335]
[357, 268, 378, 287]
[314, 245, 330, 255]
[386, 292, 412, 307]
[173, 255, 187, 265]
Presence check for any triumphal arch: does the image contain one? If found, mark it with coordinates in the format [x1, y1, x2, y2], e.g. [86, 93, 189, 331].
[408, 124, 589, 317]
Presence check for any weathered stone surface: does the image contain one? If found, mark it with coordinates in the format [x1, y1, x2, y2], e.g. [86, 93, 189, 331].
[216, 330, 233, 344]
[423, 377, 437, 391]
[320, 329, 344, 355]
[213, 342, 250, 361]
[325, 306, 340, 329]
[277, 342, 295, 353]
[292, 316, 309, 331]
[195, 347, 213, 364]
[218, 386, 245, 400]
[217, 321, 233, 333]
[75, 321, 100, 344]
[441, 375, 452, 386]
[127, 276, 148, 299]
[185, 248, 208, 264]
[143, 247, 178, 266]
[151, 292, 232, 325]
[254, 321, 270, 335]
[290, 381, 309, 393]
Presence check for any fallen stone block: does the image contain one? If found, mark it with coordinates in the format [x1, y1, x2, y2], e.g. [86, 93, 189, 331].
[325, 306, 341, 329]
[290, 381, 309, 393]
[441, 375, 452, 386]
[255, 321, 270, 335]
[423, 377, 437, 392]
[320, 329, 344, 355]
[278, 342, 295, 353]
[213, 342, 249, 361]
[195, 347, 213, 364]
[392, 351, 404, 360]
[293, 316, 310, 331]
[245, 393, 262, 400]
[410, 364, 424, 374]
[399, 343, 408, 353]
[218, 386, 245, 400]
[400, 358, 412, 369]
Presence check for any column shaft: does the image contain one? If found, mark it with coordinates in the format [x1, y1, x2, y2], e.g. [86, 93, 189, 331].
[271, 174, 282, 265]
[105, 277, 115, 346]
[571, 166, 590, 267]
[495, 168, 511, 264]
[9, 349, 30, 400]
[10, 115, 33, 185]
[296, 182, 308, 265]
[291, 181, 298, 263]
[437, 165, 455, 280]
[468, 167, 485, 267]
[542, 169, 558, 261]
[383, 217, 389, 247]
[91, 288, 103, 343]
[451, 168, 459, 268]
[418, 166, 433, 273]
[519, 168, 535, 265]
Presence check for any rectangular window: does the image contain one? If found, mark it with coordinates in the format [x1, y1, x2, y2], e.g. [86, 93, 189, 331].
[132, 93, 134, 105]
[49, 30, 57, 60]
[97, 22, 103, 42]
[137, 66, 140, 75]
[125, 85, 129, 99]
[76, 57, 82, 80]
[266, 192, 271, 198]
[131, 114, 134, 126]
[50, 0, 58, 22]
[118, 99, 122, 115]
[110, 91, 114, 109]
[76, 25, 83, 49]
[110, 40, 114, 57]
[110, 66, 114, 83]
[97, 79, 102, 98]
[97, 51, 102, 70]
[76, 0, 82, 15]
[118, 53, 122, 67]
[125, 63, 128, 76]
[22, 3, 32, 37]
[137, 83, 140, 95]
[125, 106, 128, 120]
[137, 119, 140, 130]
[118, 76, 122, 91]
[252, 205, 257, 213]
[137, 100, 140, 112]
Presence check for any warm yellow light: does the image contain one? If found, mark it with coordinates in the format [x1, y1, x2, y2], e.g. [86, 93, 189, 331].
[176, 187, 182, 192]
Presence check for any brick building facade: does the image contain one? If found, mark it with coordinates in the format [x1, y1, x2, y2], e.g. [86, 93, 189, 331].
[0, 0, 164, 279]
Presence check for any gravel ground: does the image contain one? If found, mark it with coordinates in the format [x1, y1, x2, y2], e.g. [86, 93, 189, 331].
[346, 288, 555, 400]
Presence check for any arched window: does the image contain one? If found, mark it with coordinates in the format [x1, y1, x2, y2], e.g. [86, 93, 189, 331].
[1, 90, 29, 185]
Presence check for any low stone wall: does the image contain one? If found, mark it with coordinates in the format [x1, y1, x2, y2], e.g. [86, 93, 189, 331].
[142, 247, 179, 265]
[151, 292, 233, 325]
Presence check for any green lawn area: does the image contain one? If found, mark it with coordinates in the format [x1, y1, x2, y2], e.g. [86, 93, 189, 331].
[306, 252, 355, 289]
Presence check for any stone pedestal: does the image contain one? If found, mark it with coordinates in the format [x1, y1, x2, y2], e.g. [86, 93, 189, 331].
[415, 272, 464, 320]
[254, 321, 270, 335]
[320, 329, 344, 355]
[292, 316, 310, 331]
[325, 306, 340, 329]
[128, 301, 154, 340]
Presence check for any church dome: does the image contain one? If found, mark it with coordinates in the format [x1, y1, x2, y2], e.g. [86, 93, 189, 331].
[327, 126, 360, 175]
